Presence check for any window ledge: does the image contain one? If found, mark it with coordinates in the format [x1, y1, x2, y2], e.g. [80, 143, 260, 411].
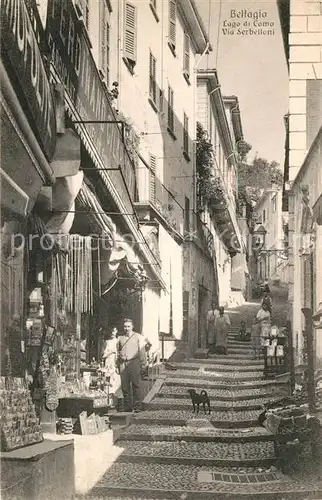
[149, 3, 160, 22]
[183, 151, 191, 162]
[148, 97, 159, 114]
[167, 127, 177, 141]
[123, 57, 135, 75]
[168, 42, 176, 57]
[183, 72, 191, 86]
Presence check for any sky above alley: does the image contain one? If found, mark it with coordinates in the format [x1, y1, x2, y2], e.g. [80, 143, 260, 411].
[195, 0, 289, 166]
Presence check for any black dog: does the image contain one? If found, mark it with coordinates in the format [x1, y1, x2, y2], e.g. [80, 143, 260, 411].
[187, 389, 211, 415]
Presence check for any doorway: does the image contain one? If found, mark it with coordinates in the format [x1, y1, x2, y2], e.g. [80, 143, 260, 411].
[198, 285, 208, 348]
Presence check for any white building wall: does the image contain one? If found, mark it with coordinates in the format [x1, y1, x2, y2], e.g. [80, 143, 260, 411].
[288, 0, 322, 182]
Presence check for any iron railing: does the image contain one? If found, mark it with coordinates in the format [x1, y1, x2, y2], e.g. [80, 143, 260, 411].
[136, 166, 184, 236]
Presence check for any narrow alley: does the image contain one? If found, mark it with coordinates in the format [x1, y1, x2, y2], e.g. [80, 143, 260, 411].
[82, 290, 322, 500]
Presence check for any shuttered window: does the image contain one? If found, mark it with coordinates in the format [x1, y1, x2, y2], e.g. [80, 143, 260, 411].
[149, 154, 156, 203]
[124, 2, 137, 65]
[306, 80, 322, 149]
[184, 196, 190, 232]
[149, 51, 157, 105]
[183, 113, 189, 153]
[168, 86, 174, 132]
[100, 4, 110, 85]
[168, 0, 176, 50]
[183, 32, 190, 76]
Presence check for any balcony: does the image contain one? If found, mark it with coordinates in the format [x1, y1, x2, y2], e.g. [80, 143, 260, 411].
[186, 211, 215, 259]
[197, 168, 242, 255]
[135, 166, 184, 240]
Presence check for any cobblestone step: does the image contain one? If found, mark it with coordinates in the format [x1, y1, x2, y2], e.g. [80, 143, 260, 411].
[165, 377, 277, 390]
[118, 424, 274, 443]
[89, 462, 322, 500]
[167, 370, 263, 381]
[116, 440, 276, 467]
[132, 409, 261, 428]
[209, 353, 255, 360]
[188, 358, 263, 366]
[147, 397, 279, 412]
[169, 362, 263, 373]
[159, 385, 283, 401]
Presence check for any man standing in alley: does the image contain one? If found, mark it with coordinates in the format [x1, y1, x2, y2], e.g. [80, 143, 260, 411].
[116, 318, 147, 413]
[207, 300, 220, 351]
[214, 306, 231, 355]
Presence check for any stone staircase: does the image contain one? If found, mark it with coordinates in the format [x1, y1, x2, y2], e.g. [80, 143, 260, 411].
[85, 323, 321, 499]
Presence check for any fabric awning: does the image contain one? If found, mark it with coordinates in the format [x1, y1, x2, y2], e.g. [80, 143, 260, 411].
[77, 183, 149, 294]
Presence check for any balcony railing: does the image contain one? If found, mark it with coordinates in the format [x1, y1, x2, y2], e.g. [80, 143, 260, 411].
[187, 211, 214, 258]
[135, 166, 184, 237]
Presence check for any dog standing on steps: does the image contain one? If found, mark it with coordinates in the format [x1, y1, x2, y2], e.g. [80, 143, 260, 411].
[187, 389, 211, 415]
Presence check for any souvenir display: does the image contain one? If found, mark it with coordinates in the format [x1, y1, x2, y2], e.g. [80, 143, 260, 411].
[57, 418, 73, 435]
[0, 378, 43, 452]
[45, 366, 60, 412]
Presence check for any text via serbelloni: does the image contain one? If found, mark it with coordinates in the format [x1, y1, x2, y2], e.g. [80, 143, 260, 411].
[222, 9, 276, 36]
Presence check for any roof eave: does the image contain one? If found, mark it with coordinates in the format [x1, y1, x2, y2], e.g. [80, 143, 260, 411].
[178, 0, 212, 53]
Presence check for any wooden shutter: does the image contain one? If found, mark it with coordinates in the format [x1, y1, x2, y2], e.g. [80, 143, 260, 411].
[168, 86, 174, 131]
[306, 80, 322, 149]
[149, 52, 157, 104]
[100, 4, 110, 84]
[169, 0, 176, 48]
[124, 2, 137, 63]
[149, 154, 156, 203]
[183, 33, 190, 75]
[183, 113, 189, 153]
[184, 196, 190, 232]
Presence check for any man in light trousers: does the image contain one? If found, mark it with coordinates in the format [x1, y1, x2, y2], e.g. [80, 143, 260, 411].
[116, 318, 147, 413]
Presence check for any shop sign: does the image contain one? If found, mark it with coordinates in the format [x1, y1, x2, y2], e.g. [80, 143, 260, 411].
[45, 0, 136, 199]
[1, 0, 57, 160]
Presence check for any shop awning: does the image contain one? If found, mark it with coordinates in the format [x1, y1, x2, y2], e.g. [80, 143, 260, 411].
[76, 183, 151, 294]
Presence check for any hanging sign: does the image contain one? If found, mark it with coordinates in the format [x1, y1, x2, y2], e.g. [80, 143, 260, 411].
[1, 0, 57, 160]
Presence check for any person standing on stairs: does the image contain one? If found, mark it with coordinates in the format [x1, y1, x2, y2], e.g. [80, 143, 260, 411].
[214, 307, 231, 355]
[256, 302, 272, 350]
[206, 301, 219, 351]
[116, 318, 147, 413]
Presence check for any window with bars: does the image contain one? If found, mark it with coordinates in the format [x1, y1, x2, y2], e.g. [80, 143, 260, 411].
[100, 4, 110, 85]
[168, 85, 174, 132]
[149, 51, 157, 105]
[183, 113, 189, 154]
[183, 32, 190, 78]
[124, 2, 137, 67]
[168, 0, 176, 52]
[149, 154, 156, 203]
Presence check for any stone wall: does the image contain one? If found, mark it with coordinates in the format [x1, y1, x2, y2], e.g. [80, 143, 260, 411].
[289, 0, 322, 181]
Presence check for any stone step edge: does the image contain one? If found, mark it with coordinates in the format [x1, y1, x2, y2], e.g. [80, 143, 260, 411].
[169, 365, 263, 373]
[132, 417, 259, 429]
[116, 454, 276, 468]
[146, 402, 264, 412]
[166, 374, 264, 382]
[116, 432, 274, 444]
[164, 380, 288, 389]
[156, 392, 279, 401]
[90, 485, 322, 500]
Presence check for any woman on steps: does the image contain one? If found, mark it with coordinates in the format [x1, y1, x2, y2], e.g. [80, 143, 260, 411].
[214, 307, 231, 355]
